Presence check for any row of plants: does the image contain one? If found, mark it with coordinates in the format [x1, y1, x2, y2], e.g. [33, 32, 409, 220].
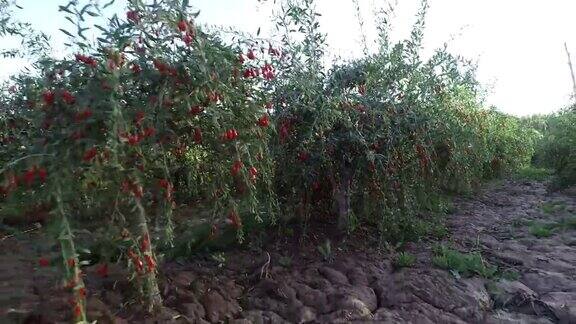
[523, 108, 576, 188]
[269, 0, 536, 242]
[0, 0, 536, 321]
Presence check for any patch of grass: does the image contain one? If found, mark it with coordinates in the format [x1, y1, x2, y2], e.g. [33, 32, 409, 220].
[555, 215, 576, 230]
[432, 245, 497, 278]
[278, 255, 292, 267]
[514, 167, 554, 182]
[429, 222, 450, 239]
[412, 216, 450, 240]
[540, 201, 566, 214]
[500, 269, 521, 281]
[527, 215, 576, 238]
[393, 252, 416, 269]
[510, 219, 525, 228]
[317, 239, 333, 262]
[529, 224, 554, 238]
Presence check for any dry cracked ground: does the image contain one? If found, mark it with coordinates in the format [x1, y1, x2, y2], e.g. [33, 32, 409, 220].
[1, 179, 575, 323]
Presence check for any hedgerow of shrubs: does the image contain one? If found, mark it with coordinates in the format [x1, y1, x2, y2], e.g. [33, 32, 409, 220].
[0, 0, 536, 321]
[269, 0, 535, 241]
[528, 108, 576, 188]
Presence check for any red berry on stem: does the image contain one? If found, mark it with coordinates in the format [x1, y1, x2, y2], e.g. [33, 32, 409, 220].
[189, 106, 204, 115]
[140, 233, 151, 252]
[37, 168, 47, 183]
[126, 10, 140, 23]
[134, 111, 145, 126]
[257, 115, 270, 127]
[231, 160, 243, 176]
[96, 263, 108, 278]
[183, 33, 193, 46]
[194, 128, 202, 144]
[42, 91, 55, 106]
[298, 151, 309, 162]
[158, 179, 170, 190]
[24, 167, 36, 187]
[177, 20, 187, 32]
[143, 127, 156, 138]
[83, 147, 98, 162]
[228, 211, 242, 229]
[144, 254, 156, 273]
[249, 167, 258, 181]
[39, 258, 50, 267]
[61, 90, 76, 105]
[74, 304, 83, 318]
[247, 49, 256, 60]
[131, 63, 141, 74]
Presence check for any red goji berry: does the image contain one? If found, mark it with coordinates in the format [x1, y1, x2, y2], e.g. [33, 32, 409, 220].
[61, 90, 76, 105]
[126, 10, 140, 23]
[194, 128, 202, 144]
[67, 258, 76, 268]
[247, 49, 256, 60]
[177, 20, 187, 32]
[231, 160, 243, 176]
[95, 263, 108, 278]
[42, 91, 55, 106]
[82, 147, 98, 162]
[38, 257, 50, 267]
[228, 211, 242, 229]
[144, 254, 156, 273]
[257, 115, 270, 127]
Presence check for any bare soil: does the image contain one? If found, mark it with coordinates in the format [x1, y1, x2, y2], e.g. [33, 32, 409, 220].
[1, 179, 575, 323]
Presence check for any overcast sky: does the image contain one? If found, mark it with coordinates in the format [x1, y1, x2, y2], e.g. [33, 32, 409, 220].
[2, 0, 575, 116]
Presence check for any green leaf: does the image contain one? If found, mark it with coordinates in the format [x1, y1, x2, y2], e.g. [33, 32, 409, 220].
[59, 28, 74, 37]
[103, 0, 116, 9]
[94, 25, 107, 32]
[77, 27, 89, 40]
[58, 5, 73, 14]
[79, 3, 91, 16]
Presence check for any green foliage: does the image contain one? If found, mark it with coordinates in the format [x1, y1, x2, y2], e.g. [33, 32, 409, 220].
[432, 245, 497, 278]
[529, 109, 576, 188]
[514, 166, 553, 182]
[317, 239, 333, 262]
[0, 0, 50, 58]
[500, 269, 520, 281]
[1, 0, 278, 315]
[527, 216, 576, 238]
[0, 0, 544, 318]
[393, 251, 416, 269]
[270, 0, 534, 242]
[278, 255, 293, 267]
[529, 224, 553, 238]
[540, 201, 566, 214]
[556, 215, 576, 230]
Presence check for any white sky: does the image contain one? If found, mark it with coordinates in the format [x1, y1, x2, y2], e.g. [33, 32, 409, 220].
[2, 0, 575, 116]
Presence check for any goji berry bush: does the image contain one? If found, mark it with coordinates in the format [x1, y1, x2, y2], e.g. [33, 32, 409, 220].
[0, 0, 537, 321]
[526, 107, 576, 188]
[269, 0, 536, 241]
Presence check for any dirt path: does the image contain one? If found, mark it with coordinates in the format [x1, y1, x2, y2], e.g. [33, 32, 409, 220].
[1, 180, 575, 323]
